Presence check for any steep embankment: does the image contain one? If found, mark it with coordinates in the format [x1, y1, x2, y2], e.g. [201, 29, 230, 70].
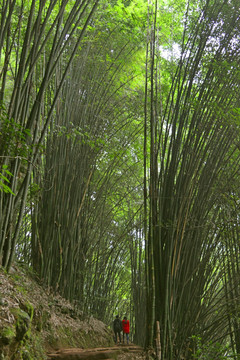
[0, 265, 114, 360]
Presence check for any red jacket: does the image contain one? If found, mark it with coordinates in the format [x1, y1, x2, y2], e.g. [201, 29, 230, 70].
[122, 319, 130, 334]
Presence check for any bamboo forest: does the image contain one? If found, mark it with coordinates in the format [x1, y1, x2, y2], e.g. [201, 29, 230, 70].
[1, 0, 240, 359]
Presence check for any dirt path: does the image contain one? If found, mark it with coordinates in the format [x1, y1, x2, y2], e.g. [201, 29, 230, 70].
[47, 344, 146, 360]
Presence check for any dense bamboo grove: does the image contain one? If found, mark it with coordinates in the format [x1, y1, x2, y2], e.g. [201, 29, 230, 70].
[0, 0, 100, 270]
[33, 29, 144, 323]
[1, 0, 240, 358]
[144, 0, 240, 358]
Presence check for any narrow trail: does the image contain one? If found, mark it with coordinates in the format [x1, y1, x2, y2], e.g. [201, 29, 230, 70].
[47, 344, 145, 360]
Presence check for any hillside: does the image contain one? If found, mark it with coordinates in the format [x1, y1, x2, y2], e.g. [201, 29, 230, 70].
[0, 265, 149, 360]
[0, 264, 115, 359]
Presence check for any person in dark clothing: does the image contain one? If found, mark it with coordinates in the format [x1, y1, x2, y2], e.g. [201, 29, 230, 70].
[113, 315, 122, 344]
[122, 316, 130, 344]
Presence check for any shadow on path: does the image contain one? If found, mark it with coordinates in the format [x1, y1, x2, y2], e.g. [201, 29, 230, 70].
[47, 344, 144, 359]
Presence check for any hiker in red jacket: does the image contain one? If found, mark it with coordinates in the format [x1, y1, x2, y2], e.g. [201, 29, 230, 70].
[122, 316, 130, 344]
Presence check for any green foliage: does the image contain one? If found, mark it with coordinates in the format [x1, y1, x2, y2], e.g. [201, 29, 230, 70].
[0, 326, 16, 345]
[28, 183, 41, 202]
[11, 308, 31, 341]
[0, 114, 31, 159]
[0, 165, 15, 195]
[192, 335, 230, 360]
[53, 123, 106, 151]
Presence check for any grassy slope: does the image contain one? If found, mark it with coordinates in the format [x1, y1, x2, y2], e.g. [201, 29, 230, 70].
[0, 264, 114, 360]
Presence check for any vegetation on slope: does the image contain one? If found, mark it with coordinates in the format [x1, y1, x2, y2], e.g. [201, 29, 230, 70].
[0, 264, 113, 360]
